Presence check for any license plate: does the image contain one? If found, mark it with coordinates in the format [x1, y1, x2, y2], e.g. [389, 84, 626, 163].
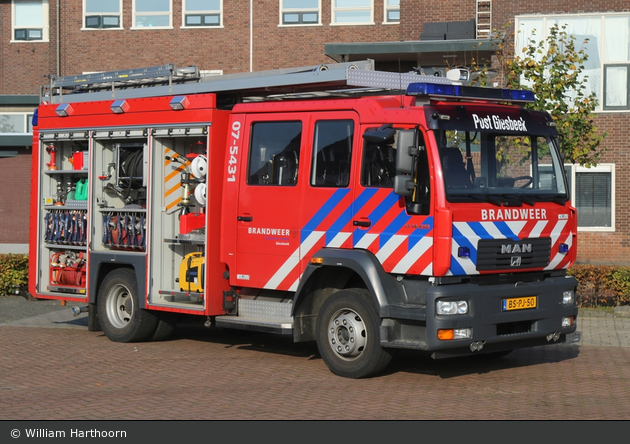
[502, 296, 537, 311]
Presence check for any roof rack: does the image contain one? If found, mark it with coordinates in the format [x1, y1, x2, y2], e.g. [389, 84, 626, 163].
[41, 60, 455, 105]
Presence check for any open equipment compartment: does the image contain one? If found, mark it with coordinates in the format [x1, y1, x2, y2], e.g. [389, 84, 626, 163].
[37, 132, 89, 296]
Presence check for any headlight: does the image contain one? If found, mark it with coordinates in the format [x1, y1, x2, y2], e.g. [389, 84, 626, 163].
[563, 290, 574, 305]
[436, 300, 469, 315]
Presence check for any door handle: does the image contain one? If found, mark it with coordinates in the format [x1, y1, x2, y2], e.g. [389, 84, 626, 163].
[353, 220, 371, 227]
[237, 215, 253, 222]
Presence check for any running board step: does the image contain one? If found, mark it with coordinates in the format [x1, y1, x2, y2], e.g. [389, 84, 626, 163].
[215, 299, 294, 335]
[215, 317, 293, 335]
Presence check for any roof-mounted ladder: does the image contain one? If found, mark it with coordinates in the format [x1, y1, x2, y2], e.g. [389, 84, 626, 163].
[41, 60, 455, 105]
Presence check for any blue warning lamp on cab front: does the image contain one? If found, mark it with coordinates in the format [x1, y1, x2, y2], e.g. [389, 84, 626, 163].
[406, 82, 535, 103]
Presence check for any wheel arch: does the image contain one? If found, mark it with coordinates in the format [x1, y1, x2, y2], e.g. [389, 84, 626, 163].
[89, 252, 147, 308]
[292, 248, 404, 342]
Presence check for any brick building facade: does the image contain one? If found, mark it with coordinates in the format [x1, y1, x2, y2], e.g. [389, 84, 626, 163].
[0, 0, 629, 264]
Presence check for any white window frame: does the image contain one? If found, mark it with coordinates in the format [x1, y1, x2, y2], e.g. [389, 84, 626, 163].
[603, 63, 630, 110]
[515, 12, 630, 113]
[11, 0, 49, 43]
[330, 0, 374, 26]
[279, 0, 321, 27]
[132, 0, 173, 30]
[82, 0, 123, 30]
[383, 0, 399, 24]
[182, 0, 223, 28]
[0, 112, 34, 134]
[565, 163, 615, 232]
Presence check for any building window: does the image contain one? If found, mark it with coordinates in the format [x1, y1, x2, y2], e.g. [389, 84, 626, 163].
[604, 64, 630, 110]
[516, 13, 630, 112]
[331, 0, 373, 25]
[0, 113, 33, 133]
[183, 0, 222, 27]
[133, 0, 172, 29]
[12, 0, 49, 42]
[84, 0, 122, 29]
[564, 164, 614, 231]
[280, 0, 320, 26]
[384, 0, 399, 23]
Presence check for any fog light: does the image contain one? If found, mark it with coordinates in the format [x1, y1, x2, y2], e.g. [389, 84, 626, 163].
[563, 290, 574, 304]
[436, 300, 469, 315]
[562, 316, 574, 327]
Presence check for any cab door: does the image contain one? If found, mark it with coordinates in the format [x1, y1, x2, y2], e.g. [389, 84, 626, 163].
[353, 127, 435, 276]
[234, 114, 305, 290]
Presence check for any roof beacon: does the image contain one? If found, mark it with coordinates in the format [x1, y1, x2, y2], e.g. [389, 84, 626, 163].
[406, 82, 536, 103]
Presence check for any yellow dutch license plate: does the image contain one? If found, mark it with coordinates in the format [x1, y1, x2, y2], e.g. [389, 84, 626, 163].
[502, 296, 537, 311]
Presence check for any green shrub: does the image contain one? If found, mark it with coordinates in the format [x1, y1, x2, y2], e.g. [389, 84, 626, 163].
[0, 254, 29, 296]
[567, 264, 630, 308]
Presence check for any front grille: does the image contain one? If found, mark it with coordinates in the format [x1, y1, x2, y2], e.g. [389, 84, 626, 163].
[497, 320, 533, 336]
[477, 237, 551, 271]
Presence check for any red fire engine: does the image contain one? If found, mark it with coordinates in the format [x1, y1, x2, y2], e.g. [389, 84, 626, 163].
[29, 61, 578, 378]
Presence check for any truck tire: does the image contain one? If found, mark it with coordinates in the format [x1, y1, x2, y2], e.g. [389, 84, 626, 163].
[98, 268, 158, 343]
[316, 288, 392, 378]
[151, 312, 179, 341]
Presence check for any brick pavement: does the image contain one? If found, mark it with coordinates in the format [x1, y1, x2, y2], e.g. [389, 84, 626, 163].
[0, 305, 629, 420]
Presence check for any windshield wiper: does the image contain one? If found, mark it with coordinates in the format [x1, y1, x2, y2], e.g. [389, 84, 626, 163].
[499, 194, 535, 206]
[448, 193, 503, 206]
[529, 194, 568, 205]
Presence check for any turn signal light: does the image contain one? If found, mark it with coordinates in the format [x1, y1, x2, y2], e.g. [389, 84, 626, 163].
[438, 329, 455, 340]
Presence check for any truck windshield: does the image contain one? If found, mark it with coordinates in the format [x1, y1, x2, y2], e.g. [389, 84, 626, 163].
[435, 130, 568, 205]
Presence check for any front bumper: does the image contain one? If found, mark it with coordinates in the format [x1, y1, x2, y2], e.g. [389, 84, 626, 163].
[380, 276, 578, 356]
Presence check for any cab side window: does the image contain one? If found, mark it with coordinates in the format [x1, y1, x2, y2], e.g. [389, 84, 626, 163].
[361, 133, 397, 188]
[310, 120, 353, 187]
[247, 121, 302, 186]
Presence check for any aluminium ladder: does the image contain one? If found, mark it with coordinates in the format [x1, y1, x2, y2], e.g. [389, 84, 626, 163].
[41, 60, 455, 105]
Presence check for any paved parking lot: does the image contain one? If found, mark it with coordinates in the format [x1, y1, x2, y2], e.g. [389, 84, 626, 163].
[1, 298, 629, 420]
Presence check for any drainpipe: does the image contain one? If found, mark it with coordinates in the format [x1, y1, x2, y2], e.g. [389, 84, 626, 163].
[56, 0, 60, 76]
[250, 0, 253, 72]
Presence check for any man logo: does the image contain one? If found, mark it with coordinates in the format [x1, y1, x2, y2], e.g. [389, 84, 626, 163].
[501, 244, 532, 254]
[511, 256, 522, 266]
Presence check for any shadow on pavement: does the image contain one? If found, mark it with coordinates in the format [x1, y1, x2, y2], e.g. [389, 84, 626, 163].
[158, 319, 582, 379]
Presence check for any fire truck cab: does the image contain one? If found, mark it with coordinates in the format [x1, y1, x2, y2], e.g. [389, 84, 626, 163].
[30, 62, 578, 378]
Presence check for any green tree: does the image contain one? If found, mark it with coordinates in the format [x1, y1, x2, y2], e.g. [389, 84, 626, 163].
[473, 22, 607, 167]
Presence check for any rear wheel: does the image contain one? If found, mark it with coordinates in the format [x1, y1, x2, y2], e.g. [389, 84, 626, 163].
[151, 312, 179, 341]
[98, 268, 158, 343]
[316, 289, 392, 379]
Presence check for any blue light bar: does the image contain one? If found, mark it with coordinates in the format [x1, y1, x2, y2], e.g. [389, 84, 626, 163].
[406, 82, 535, 103]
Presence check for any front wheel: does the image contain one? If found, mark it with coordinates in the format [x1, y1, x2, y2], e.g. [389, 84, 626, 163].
[316, 289, 392, 378]
[98, 268, 158, 343]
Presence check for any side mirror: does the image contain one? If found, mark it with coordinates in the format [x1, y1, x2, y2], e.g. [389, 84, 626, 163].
[394, 175, 414, 197]
[395, 129, 417, 174]
[363, 125, 396, 144]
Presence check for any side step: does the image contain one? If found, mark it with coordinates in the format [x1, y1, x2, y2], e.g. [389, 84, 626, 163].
[215, 299, 294, 336]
